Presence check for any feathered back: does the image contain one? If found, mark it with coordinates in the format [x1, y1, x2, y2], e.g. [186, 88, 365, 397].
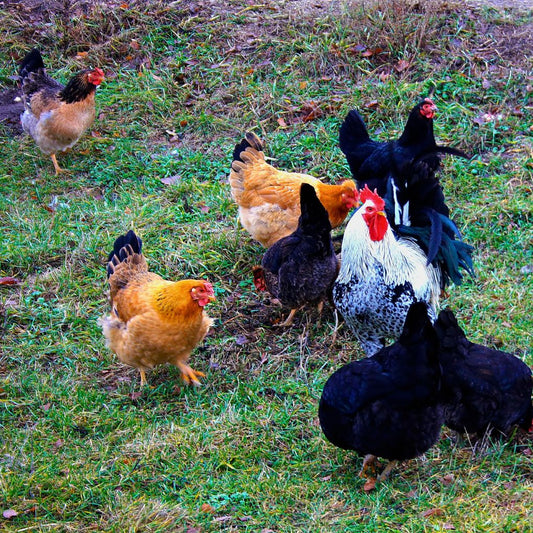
[299, 183, 331, 236]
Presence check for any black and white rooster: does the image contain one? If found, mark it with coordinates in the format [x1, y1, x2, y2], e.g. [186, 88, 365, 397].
[333, 185, 441, 356]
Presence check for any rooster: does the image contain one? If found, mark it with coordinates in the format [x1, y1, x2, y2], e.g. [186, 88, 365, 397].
[434, 308, 533, 438]
[319, 302, 443, 482]
[19, 48, 105, 174]
[100, 230, 215, 387]
[229, 132, 358, 248]
[339, 99, 473, 288]
[252, 183, 341, 326]
[333, 185, 441, 356]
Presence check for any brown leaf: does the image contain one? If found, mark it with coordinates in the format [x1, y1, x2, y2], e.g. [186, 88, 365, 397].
[3, 509, 18, 519]
[395, 59, 410, 72]
[277, 117, 287, 128]
[365, 101, 379, 109]
[42, 402, 52, 412]
[53, 439, 64, 450]
[441, 474, 455, 486]
[421, 508, 445, 518]
[213, 516, 232, 523]
[200, 503, 215, 513]
[160, 175, 181, 185]
[0, 277, 21, 286]
[443, 523, 455, 530]
[299, 81, 308, 90]
[199, 204, 210, 214]
[130, 39, 141, 50]
[363, 479, 377, 492]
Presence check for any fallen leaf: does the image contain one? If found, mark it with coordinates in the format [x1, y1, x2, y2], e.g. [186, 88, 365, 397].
[443, 523, 456, 530]
[130, 39, 141, 50]
[53, 439, 64, 450]
[213, 516, 232, 522]
[200, 503, 215, 513]
[277, 117, 287, 128]
[199, 204, 210, 214]
[365, 100, 379, 109]
[76, 51, 88, 59]
[299, 81, 308, 90]
[160, 175, 181, 185]
[2, 509, 18, 519]
[441, 474, 455, 486]
[235, 335, 249, 345]
[180, 119, 188, 127]
[395, 59, 410, 72]
[0, 277, 21, 286]
[129, 391, 143, 400]
[421, 508, 445, 518]
[42, 402, 52, 412]
[320, 475, 332, 481]
[363, 479, 376, 492]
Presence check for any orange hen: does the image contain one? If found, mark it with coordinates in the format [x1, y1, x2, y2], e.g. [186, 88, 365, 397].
[100, 230, 215, 387]
[229, 132, 358, 248]
[18, 48, 105, 174]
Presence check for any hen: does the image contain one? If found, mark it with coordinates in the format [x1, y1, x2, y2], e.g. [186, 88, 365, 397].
[252, 183, 341, 326]
[229, 132, 358, 248]
[19, 48, 105, 174]
[100, 230, 215, 387]
[339, 99, 473, 287]
[333, 185, 441, 356]
[434, 308, 533, 438]
[319, 302, 443, 481]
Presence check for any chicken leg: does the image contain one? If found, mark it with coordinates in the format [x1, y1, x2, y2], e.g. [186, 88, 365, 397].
[177, 361, 205, 386]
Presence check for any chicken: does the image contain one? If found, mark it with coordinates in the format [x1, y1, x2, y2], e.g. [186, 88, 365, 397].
[339, 98, 468, 190]
[19, 48, 105, 175]
[333, 185, 441, 356]
[100, 230, 215, 387]
[229, 132, 358, 248]
[339, 99, 473, 288]
[434, 308, 533, 438]
[319, 302, 443, 482]
[252, 183, 341, 326]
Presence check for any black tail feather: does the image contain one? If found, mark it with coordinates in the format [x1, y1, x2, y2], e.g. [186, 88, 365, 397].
[19, 49, 45, 81]
[232, 131, 263, 163]
[106, 230, 143, 278]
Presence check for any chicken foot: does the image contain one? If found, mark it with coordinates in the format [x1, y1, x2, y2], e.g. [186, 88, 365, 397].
[358, 454, 377, 478]
[276, 307, 299, 327]
[377, 460, 398, 481]
[177, 362, 205, 386]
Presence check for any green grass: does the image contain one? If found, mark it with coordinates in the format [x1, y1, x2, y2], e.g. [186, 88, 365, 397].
[0, 0, 532, 531]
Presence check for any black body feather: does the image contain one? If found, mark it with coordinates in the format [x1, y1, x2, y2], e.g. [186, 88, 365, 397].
[435, 308, 533, 436]
[260, 183, 338, 311]
[319, 302, 444, 462]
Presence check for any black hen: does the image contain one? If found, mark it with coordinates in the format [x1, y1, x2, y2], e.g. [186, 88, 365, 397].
[339, 99, 473, 288]
[253, 183, 339, 326]
[318, 302, 443, 481]
[435, 308, 533, 438]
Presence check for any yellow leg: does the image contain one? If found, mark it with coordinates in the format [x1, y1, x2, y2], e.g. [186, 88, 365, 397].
[276, 308, 298, 327]
[377, 460, 398, 481]
[139, 369, 148, 387]
[51, 153, 63, 175]
[359, 454, 377, 478]
[177, 362, 205, 386]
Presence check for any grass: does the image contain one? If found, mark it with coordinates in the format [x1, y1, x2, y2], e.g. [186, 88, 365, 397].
[0, 0, 532, 530]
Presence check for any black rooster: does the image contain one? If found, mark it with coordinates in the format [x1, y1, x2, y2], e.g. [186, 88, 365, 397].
[318, 302, 443, 481]
[253, 183, 339, 326]
[339, 99, 473, 288]
[435, 308, 533, 439]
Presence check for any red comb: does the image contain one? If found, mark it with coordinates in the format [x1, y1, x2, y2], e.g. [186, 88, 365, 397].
[359, 184, 385, 211]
